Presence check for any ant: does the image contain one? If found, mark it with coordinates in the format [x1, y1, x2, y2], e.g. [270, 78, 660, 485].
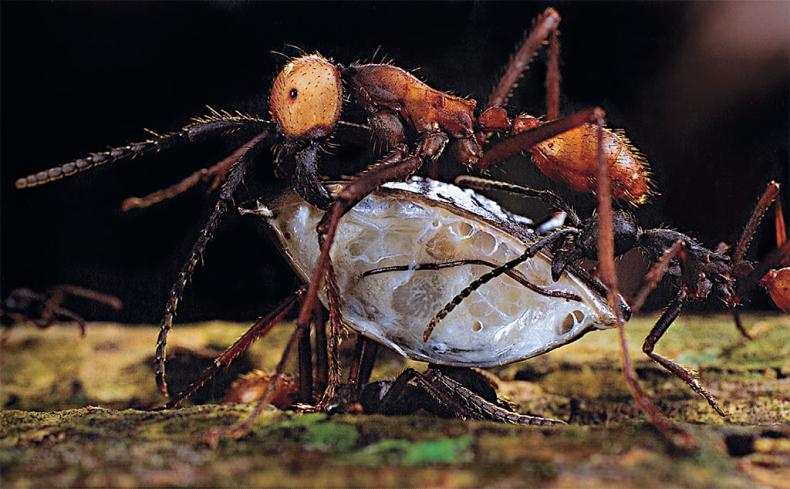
[407, 175, 788, 418]
[15, 8, 653, 402]
[1, 285, 122, 347]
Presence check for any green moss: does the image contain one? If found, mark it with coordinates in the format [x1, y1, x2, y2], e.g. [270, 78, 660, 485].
[341, 436, 472, 466]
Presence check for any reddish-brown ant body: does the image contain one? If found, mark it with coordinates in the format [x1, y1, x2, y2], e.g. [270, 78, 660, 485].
[15, 8, 653, 403]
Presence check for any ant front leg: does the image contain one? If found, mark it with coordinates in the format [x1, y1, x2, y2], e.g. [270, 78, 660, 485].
[642, 289, 727, 416]
[155, 131, 269, 397]
[297, 135, 447, 405]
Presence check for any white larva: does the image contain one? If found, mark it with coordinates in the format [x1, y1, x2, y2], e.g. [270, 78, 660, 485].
[246, 177, 620, 367]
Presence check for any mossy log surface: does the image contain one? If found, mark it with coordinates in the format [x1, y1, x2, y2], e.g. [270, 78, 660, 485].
[1, 314, 789, 487]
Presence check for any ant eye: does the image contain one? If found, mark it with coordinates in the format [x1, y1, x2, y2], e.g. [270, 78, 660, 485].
[289, 88, 298, 99]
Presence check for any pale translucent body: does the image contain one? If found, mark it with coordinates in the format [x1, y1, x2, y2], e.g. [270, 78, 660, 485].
[257, 178, 617, 366]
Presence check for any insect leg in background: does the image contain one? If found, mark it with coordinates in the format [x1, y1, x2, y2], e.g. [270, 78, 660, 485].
[1, 285, 122, 347]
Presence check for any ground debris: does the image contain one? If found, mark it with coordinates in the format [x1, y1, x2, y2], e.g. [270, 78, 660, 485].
[0, 314, 788, 487]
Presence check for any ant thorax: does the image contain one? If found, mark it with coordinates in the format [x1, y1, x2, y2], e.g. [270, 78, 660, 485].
[250, 178, 618, 367]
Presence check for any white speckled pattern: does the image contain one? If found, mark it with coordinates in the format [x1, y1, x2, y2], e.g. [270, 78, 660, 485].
[256, 178, 617, 366]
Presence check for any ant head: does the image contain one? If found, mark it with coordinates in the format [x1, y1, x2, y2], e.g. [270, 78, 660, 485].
[269, 54, 343, 141]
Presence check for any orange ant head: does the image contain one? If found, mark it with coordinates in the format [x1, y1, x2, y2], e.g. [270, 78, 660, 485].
[269, 54, 343, 140]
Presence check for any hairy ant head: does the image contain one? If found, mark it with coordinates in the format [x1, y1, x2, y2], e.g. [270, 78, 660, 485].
[269, 54, 343, 141]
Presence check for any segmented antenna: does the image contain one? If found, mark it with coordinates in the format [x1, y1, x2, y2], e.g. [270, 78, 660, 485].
[16, 107, 268, 190]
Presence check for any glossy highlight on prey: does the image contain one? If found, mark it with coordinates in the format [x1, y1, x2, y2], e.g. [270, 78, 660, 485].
[251, 178, 618, 367]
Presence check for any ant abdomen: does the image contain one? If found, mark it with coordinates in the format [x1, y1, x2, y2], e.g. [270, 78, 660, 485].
[514, 115, 653, 205]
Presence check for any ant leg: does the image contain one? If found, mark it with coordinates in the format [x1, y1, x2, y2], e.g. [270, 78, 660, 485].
[357, 339, 378, 385]
[733, 194, 790, 321]
[155, 131, 269, 397]
[164, 288, 302, 409]
[313, 304, 329, 395]
[208, 307, 310, 443]
[347, 336, 379, 385]
[642, 290, 727, 416]
[377, 368, 477, 419]
[294, 147, 431, 401]
[775, 192, 787, 247]
[546, 27, 561, 120]
[731, 310, 752, 340]
[733, 181, 781, 265]
[50, 285, 123, 311]
[423, 228, 577, 341]
[292, 141, 333, 209]
[16, 108, 268, 190]
[363, 260, 582, 302]
[0, 323, 14, 348]
[297, 321, 313, 403]
[593, 120, 685, 440]
[124, 121, 369, 212]
[48, 306, 88, 336]
[323, 257, 344, 396]
[121, 156, 237, 212]
[430, 368, 565, 425]
[487, 7, 561, 109]
[737, 240, 790, 298]
[454, 175, 580, 225]
[478, 108, 605, 171]
[629, 240, 687, 313]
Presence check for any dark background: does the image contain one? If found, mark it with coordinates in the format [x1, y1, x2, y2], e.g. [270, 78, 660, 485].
[2, 1, 788, 323]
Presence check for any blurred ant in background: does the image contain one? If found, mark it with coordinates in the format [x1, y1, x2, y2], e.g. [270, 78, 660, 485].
[1, 285, 122, 347]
